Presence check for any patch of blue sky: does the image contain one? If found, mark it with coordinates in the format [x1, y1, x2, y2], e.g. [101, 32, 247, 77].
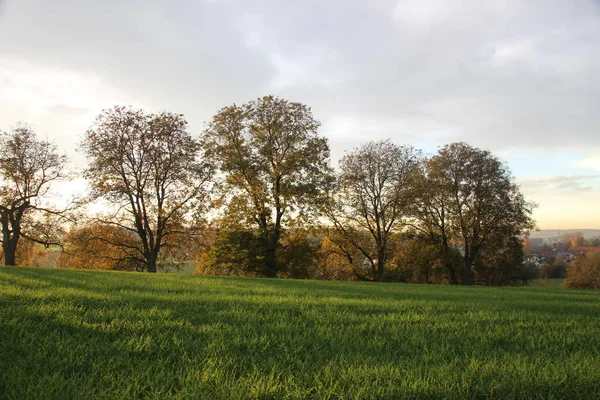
[501, 152, 598, 178]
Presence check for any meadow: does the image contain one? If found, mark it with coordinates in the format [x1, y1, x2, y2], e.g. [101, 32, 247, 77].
[1, 267, 599, 399]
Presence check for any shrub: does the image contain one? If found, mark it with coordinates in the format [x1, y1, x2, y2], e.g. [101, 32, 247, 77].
[566, 253, 600, 289]
[55, 223, 147, 271]
[540, 258, 567, 279]
[198, 229, 266, 276]
[390, 237, 448, 284]
[314, 235, 362, 281]
[473, 235, 534, 286]
[277, 230, 321, 279]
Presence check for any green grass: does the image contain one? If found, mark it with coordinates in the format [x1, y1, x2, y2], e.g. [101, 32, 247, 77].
[531, 279, 566, 289]
[1, 267, 599, 399]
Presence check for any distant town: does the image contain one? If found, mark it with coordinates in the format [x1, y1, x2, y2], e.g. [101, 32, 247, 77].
[525, 229, 600, 278]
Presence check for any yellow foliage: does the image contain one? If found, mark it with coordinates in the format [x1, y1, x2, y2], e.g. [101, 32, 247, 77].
[566, 253, 600, 289]
[55, 223, 145, 271]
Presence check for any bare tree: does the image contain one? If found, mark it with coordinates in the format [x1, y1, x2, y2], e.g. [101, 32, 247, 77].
[203, 95, 333, 277]
[0, 125, 68, 266]
[322, 140, 421, 280]
[81, 106, 212, 273]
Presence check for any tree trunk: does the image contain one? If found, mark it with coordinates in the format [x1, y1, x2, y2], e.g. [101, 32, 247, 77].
[263, 219, 281, 278]
[3, 243, 16, 266]
[264, 246, 277, 278]
[376, 248, 385, 281]
[440, 233, 459, 284]
[446, 263, 459, 284]
[1, 217, 18, 266]
[146, 253, 157, 273]
[462, 257, 473, 285]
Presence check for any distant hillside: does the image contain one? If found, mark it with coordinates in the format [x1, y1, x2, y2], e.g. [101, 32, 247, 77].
[530, 229, 600, 239]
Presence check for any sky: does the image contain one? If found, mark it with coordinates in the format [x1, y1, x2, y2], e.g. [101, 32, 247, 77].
[0, 0, 599, 229]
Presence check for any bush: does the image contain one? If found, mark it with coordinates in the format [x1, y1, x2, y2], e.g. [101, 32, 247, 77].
[566, 253, 600, 289]
[473, 235, 534, 286]
[198, 229, 266, 276]
[277, 230, 321, 279]
[390, 237, 448, 284]
[55, 223, 147, 271]
[313, 235, 362, 281]
[540, 258, 567, 279]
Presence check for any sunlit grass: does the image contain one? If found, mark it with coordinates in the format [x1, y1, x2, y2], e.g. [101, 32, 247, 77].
[1, 267, 599, 399]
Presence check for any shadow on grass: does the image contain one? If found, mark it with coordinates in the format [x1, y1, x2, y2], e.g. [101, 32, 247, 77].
[6, 267, 600, 320]
[2, 267, 600, 399]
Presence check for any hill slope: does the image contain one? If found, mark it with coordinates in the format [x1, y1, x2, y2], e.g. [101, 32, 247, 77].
[1, 267, 599, 399]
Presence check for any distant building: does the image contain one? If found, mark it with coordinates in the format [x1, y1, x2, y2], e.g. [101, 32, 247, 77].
[569, 246, 600, 255]
[525, 255, 545, 267]
[555, 252, 575, 263]
[361, 257, 376, 270]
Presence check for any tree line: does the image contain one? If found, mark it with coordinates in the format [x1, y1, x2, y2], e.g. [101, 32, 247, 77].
[0, 95, 539, 285]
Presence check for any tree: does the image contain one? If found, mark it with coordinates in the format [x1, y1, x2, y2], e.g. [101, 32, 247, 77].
[540, 257, 568, 279]
[203, 95, 332, 277]
[277, 229, 321, 279]
[0, 125, 68, 266]
[566, 252, 600, 289]
[561, 231, 585, 249]
[81, 106, 212, 272]
[413, 143, 536, 285]
[522, 236, 532, 255]
[473, 235, 536, 286]
[410, 160, 460, 284]
[392, 233, 450, 284]
[322, 140, 421, 280]
[55, 223, 146, 271]
[315, 235, 362, 281]
[0, 237, 56, 267]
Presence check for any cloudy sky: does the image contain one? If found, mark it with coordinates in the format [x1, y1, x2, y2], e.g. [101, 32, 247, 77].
[1, 0, 599, 228]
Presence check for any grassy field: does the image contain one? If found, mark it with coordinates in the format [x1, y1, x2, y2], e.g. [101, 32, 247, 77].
[1, 267, 599, 399]
[531, 279, 566, 289]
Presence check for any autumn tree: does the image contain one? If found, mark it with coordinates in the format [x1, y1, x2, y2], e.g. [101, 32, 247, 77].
[412, 142, 536, 285]
[81, 106, 212, 273]
[315, 235, 362, 281]
[0, 125, 68, 266]
[392, 233, 450, 284]
[276, 229, 321, 279]
[200, 220, 266, 277]
[473, 235, 536, 286]
[55, 222, 146, 271]
[203, 95, 332, 277]
[322, 140, 421, 281]
[58, 221, 192, 272]
[566, 252, 600, 289]
[0, 237, 57, 267]
[561, 232, 585, 249]
[411, 155, 461, 284]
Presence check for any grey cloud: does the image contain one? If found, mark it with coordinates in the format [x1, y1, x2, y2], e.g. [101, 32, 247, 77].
[0, 0, 599, 158]
[518, 175, 600, 195]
